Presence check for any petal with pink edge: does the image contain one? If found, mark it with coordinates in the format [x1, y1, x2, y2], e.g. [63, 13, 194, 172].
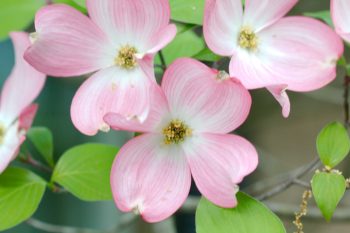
[24, 4, 114, 77]
[111, 134, 191, 223]
[86, 0, 172, 53]
[104, 85, 170, 133]
[230, 17, 343, 91]
[0, 32, 45, 127]
[243, 0, 298, 31]
[19, 104, 38, 131]
[184, 133, 258, 208]
[267, 85, 290, 118]
[331, 0, 350, 43]
[71, 66, 153, 136]
[162, 58, 251, 134]
[203, 0, 242, 56]
[0, 122, 23, 174]
[146, 24, 177, 55]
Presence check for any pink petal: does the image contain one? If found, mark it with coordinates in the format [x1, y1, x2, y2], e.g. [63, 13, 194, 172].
[146, 24, 177, 55]
[104, 85, 170, 133]
[331, 0, 350, 43]
[0, 122, 23, 174]
[24, 4, 114, 77]
[0, 32, 45, 127]
[243, 0, 298, 31]
[71, 66, 153, 136]
[184, 133, 258, 208]
[111, 134, 191, 223]
[19, 104, 38, 131]
[267, 85, 290, 118]
[203, 0, 242, 56]
[230, 16, 343, 91]
[86, 0, 172, 53]
[162, 58, 252, 134]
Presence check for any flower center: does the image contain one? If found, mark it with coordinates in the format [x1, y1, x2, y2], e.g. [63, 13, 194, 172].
[0, 125, 5, 145]
[115, 45, 138, 69]
[163, 119, 192, 145]
[238, 27, 258, 51]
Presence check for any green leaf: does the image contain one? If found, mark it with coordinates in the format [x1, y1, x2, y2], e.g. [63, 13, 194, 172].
[193, 47, 221, 62]
[0, 0, 45, 40]
[0, 167, 46, 231]
[27, 127, 54, 167]
[170, 0, 205, 25]
[156, 25, 205, 67]
[53, 0, 87, 13]
[196, 192, 286, 233]
[304, 11, 333, 27]
[311, 172, 346, 221]
[51, 143, 118, 201]
[316, 122, 350, 168]
[72, 0, 86, 8]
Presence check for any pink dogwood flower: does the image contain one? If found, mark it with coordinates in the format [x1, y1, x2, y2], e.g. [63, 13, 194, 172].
[204, 0, 343, 117]
[331, 0, 350, 43]
[0, 32, 46, 173]
[24, 0, 176, 136]
[104, 58, 258, 222]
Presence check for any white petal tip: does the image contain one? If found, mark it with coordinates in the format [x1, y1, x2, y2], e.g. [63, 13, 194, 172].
[29, 32, 39, 44]
[99, 123, 111, 133]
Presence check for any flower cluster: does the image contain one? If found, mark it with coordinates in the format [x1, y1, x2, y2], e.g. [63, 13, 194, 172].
[2, 0, 349, 224]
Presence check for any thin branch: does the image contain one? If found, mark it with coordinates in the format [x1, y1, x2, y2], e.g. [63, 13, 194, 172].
[19, 153, 52, 173]
[293, 179, 310, 189]
[256, 157, 320, 201]
[158, 51, 167, 72]
[27, 214, 137, 233]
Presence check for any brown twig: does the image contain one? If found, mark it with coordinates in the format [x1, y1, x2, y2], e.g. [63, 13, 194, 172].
[256, 157, 320, 201]
[19, 153, 52, 173]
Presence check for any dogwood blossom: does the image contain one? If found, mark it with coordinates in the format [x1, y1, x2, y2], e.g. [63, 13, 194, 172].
[0, 32, 46, 173]
[204, 0, 343, 117]
[104, 58, 258, 222]
[24, 0, 176, 135]
[331, 0, 350, 43]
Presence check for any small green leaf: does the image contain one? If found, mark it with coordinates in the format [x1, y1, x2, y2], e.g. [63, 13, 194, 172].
[304, 11, 333, 27]
[155, 25, 205, 66]
[316, 122, 350, 168]
[27, 127, 54, 167]
[311, 172, 346, 221]
[0, 0, 45, 40]
[52, 143, 118, 201]
[72, 0, 85, 8]
[193, 47, 221, 62]
[170, 0, 205, 25]
[196, 192, 286, 233]
[0, 167, 46, 231]
[53, 0, 87, 13]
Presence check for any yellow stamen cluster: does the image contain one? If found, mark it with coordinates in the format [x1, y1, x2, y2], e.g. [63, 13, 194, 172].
[0, 125, 5, 145]
[115, 45, 138, 69]
[163, 119, 192, 145]
[238, 27, 258, 51]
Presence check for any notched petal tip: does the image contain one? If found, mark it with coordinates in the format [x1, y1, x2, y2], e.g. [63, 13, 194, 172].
[99, 122, 111, 133]
[29, 32, 39, 44]
[267, 85, 291, 118]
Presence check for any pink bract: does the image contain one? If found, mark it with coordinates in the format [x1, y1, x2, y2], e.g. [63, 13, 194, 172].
[24, 0, 177, 136]
[331, 0, 350, 43]
[0, 32, 46, 173]
[204, 0, 344, 117]
[105, 58, 258, 223]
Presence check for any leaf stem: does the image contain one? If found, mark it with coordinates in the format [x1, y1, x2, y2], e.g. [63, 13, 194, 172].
[19, 153, 52, 173]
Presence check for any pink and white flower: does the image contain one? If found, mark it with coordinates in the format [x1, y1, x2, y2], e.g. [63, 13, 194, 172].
[0, 32, 46, 173]
[331, 0, 350, 43]
[104, 58, 258, 222]
[204, 0, 343, 117]
[24, 0, 176, 135]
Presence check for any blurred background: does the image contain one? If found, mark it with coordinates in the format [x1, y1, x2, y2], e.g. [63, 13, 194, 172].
[1, 0, 350, 232]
